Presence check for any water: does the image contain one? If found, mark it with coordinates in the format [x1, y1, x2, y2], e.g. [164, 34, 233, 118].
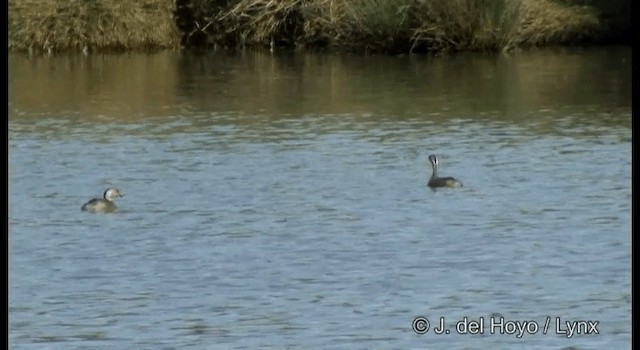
[9, 47, 631, 349]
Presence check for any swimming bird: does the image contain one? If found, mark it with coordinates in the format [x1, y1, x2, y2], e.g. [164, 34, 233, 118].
[427, 154, 463, 188]
[81, 188, 124, 213]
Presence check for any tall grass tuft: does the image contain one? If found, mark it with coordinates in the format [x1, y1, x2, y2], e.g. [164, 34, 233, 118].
[9, 0, 180, 53]
[221, 0, 306, 47]
[504, 0, 601, 48]
[408, 0, 600, 52]
[330, 0, 414, 52]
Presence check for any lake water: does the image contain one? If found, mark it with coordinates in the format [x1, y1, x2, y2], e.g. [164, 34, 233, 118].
[9, 47, 631, 349]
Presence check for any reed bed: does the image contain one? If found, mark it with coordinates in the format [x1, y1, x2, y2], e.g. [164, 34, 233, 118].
[9, 0, 180, 53]
[9, 0, 612, 54]
[181, 0, 604, 53]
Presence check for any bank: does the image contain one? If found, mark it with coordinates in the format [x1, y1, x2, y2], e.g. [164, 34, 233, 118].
[8, 0, 631, 55]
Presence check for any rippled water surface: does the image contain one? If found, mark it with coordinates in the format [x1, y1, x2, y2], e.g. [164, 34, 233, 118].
[9, 47, 631, 349]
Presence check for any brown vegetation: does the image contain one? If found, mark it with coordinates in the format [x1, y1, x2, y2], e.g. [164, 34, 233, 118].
[8, 0, 622, 54]
[8, 0, 180, 54]
[177, 0, 606, 53]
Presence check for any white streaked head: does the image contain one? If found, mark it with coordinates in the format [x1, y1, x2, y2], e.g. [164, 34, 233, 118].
[428, 154, 439, 169]
[103, 188, 123, 201]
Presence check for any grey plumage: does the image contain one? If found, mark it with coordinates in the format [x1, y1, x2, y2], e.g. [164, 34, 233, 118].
[427, 155, 463, 188]
[81, 188, 124, 213]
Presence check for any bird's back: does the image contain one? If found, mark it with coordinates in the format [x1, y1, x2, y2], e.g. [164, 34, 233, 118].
[81, 198, 117, 213]
[428, 176, 463, 188]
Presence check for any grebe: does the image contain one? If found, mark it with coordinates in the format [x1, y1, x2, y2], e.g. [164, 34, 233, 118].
[427, 155, 463, 188]
[81, 188, 124, 213]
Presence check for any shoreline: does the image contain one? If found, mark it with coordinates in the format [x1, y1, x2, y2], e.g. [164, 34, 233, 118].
[9, 0, 630, 55]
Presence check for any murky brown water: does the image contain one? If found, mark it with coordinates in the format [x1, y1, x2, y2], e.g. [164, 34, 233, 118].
[9, 47, 631, 349]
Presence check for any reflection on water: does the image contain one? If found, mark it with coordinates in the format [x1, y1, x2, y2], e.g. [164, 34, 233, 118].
[9, 47, 631, 122]
[9, 47, 631, 349]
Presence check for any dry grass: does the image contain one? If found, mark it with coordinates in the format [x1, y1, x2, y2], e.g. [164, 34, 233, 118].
[198, 0, 603, 53]
[221, 0, 306, 46]
[9, 0, 180, 53]
[328, 0, 413, 52]
[409, 0, 508, 52]
[506, 0, 601, 48]
[9, 0, 606, 54]
[410, 0, 601, 52]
